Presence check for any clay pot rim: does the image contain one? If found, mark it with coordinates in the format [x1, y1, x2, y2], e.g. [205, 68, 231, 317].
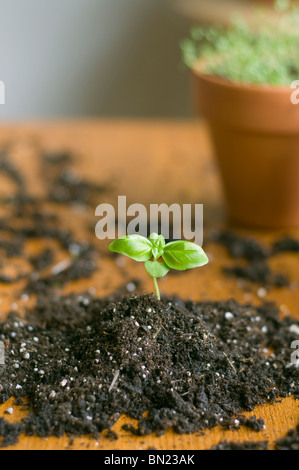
[192, 65, 293, 95]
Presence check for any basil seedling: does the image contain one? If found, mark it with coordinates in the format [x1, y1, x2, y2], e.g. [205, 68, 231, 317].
[109, 233, 208, 300]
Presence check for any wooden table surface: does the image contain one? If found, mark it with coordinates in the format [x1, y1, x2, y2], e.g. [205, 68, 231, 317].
[0, 119, 298, 450]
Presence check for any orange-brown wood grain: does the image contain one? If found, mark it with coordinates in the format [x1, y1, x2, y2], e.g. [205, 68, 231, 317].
[0, 120, 298, 450]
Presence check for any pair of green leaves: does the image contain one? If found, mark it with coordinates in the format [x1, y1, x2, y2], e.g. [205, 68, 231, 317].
[109, 233, 208, 299]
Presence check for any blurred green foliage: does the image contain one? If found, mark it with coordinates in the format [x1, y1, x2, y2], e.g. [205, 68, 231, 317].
[181, 0, 299, 86]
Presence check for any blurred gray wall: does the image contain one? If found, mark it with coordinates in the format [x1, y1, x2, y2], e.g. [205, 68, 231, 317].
[0, 0, 193, 118]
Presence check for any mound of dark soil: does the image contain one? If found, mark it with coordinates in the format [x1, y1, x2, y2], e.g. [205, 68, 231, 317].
[0, 293, 299, 446]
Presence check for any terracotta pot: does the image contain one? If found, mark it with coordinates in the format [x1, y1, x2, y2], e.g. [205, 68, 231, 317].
[193, 69, 299, 228]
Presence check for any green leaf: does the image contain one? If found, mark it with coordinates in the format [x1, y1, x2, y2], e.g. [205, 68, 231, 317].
[148, 233, 165, 259]
[144, 260, 170, 279]
[162, 241, 209, 271]
[109, 235, 152, 262]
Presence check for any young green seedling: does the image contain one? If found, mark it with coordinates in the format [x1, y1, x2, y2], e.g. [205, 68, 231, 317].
[109, 233, 209, 300]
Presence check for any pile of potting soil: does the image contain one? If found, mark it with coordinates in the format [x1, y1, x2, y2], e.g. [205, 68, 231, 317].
[0, 292, 299, 447]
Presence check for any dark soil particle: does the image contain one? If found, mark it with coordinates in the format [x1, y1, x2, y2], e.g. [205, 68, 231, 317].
[43, 151, 73, 166]
[0, 418, 24, 448]
[272, 237, 299, 255]
[29, 248, 54, 272]
[24, 243, 97, 295]
[224, 262, 289, 288]
[211, 230, 294, 288]
[0, 293, 299, 446]
[210, 231, 270, 261]
[211, 440, 268, 450]
[41, 151, 109, 206]
[239, 415, 265, 432]
[48, 170, 107, 206]
[275, 423, 299, 450]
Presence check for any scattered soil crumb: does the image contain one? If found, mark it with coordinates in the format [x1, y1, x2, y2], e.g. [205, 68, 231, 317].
[211, 440, 268, 450]
[272, 237, 299, 255]
[211, 230, 292, 287]
[275, 422, 299, 450]
[210, 231, 269, 261]
[224, 262, 289, 288]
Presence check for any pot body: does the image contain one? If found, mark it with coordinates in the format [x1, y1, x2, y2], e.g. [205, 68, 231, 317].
[193, 71, 299, 227]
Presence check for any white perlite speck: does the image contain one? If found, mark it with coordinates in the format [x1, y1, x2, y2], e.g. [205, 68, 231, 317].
[225, 312, 234, 320]
[290, 324, 299, 336]
[60, 379, 67, 387]
[108, 370, 120, 393]
[126, 282, 136, 292]
[257, 287, 267, 298]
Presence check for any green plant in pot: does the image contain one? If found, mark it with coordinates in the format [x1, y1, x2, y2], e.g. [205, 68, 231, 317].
[181, 0, 299, 228]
